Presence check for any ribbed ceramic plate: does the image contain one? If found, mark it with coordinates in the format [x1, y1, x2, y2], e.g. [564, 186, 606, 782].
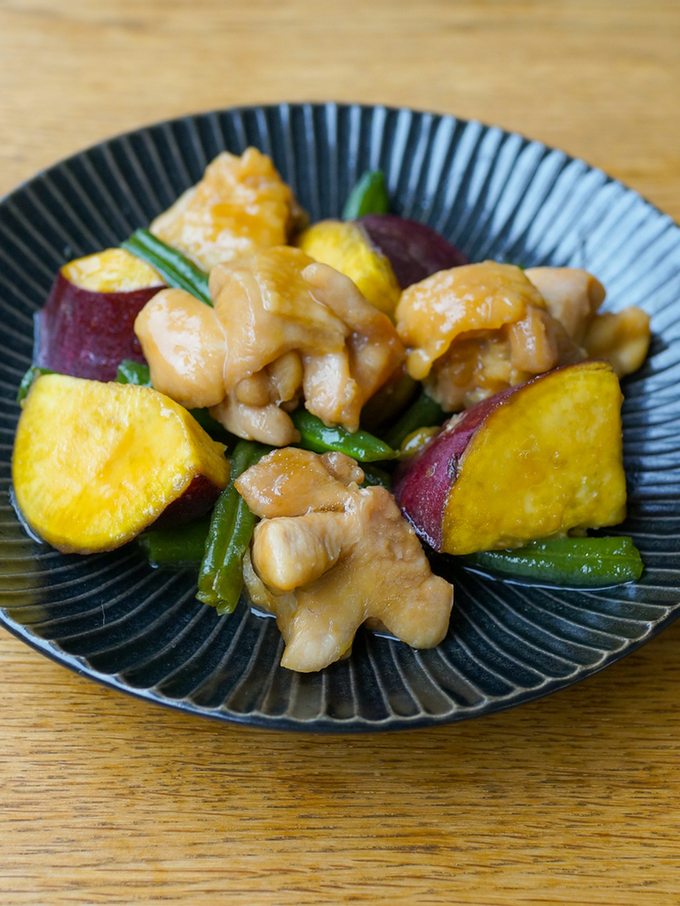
[1, 103, 679, 732]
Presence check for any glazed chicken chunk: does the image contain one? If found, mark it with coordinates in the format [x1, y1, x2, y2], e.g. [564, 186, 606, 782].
[135, 246, 405, 446]
[149, 147, 305, 271]
[234, 448, 454, 673]
[395, 261, 651, 412]
[525, 267, 651, 378]
[396, 261, 582, 411]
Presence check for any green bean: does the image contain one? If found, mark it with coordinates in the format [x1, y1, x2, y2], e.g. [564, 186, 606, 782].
[360, 463, 392, 491]
[462, 536, 644, 587]
[138, 518, 210, 566]
[196, 440, 271, 614]
[381, 389, 447, 451]
[291, 408, 398, 462]
[342, 170, 390, 220]
[115, 360, 151, 386]
[121, 228, 212, 306]
[17, 366, 55, 403]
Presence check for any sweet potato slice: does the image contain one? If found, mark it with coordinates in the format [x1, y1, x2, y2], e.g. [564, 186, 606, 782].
[296, 219, 402, 317]
[358, 214, 468, 288]
[35, 248, 165, 381]
[12, 374, 230, 553]
[393, 361, 627, 555]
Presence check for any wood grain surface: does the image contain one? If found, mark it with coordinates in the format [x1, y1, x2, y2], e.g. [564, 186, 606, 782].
[2, 1, 680, 903]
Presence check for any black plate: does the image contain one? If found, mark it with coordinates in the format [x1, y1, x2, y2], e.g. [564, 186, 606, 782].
[1, 103, 679, 732]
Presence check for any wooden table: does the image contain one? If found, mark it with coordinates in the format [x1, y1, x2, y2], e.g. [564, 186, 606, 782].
[2, 2, 679, 902]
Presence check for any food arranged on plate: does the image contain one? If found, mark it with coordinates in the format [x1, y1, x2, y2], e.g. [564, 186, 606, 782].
[11, 147, 651, 672]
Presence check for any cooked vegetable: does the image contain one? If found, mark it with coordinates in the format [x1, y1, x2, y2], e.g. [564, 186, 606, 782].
[463, 536, 643, 587]
[197, 440, 270, 614]
[393, 361, 627, 555]
[358, 214, 468, 288]
[115, 359, 152, 385]
[342, 169, 391, 219]
[381, 388, 447, 450]
[122, 229, 212, 305]
[139, 518, 210, 566]
[296, 219, 402, 317]
[360, 463, 393, 490]
[296, 213, 468, 319]
[12, 375, 230, 553]
[17, 365, 55, 403]
[359, 367, 419, 432]
[291, 408, 398, 462]
[115, 359, 229, 441]
[35, 248, 164, 382]
[399, 425, 442, 460]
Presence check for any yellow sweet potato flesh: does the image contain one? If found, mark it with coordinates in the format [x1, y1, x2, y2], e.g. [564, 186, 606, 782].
[12, 375, 230, 554]
[442, 361, 626, 554]
[296, 220, 401, 317]
[62, 248, 163, 292]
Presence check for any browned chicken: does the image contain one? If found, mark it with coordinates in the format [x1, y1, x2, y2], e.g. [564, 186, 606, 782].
[149, 147, 305, 271]
[396, 261, 582, 410]
[135, 247, 405, 446]
[526, 267, 651, 378]
[396, 261, 651, 412]
[235, 448, 454, 673]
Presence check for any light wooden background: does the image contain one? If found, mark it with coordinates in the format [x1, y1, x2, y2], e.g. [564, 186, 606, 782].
[2, 2, 680, 903]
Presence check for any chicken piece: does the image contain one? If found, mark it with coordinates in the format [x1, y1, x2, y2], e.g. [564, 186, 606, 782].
[525, 267, 605, 345]
[235, 448, 453, 673]
[396, 261, 582, 411]
[212, 395, 302, 447]
[149, 148, 305, 271]
[135, 247, 405, 445]
[526, 266, 651, 378]
[583, 307, 651, 378]
[133, 288, 228, 409]
[235, 447, 364, 517]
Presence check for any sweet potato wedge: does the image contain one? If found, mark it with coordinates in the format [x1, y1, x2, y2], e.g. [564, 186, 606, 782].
[393, 361, 627, 555]
[35, 248, 164, 381]
[12, 374, 230, 553]
[296, 215, 468, 318]
[358, 214, 468, 288]
[296, 219, 402, 317]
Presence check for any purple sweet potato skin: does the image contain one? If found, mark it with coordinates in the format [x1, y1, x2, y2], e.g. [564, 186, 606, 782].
[151, 473, 223, 529]
[393, 388, 514, 550]
[35, 271, 162, 381]
[358, 214, 468, 289]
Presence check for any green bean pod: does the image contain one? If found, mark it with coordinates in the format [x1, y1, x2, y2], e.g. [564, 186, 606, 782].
[360, 463, 393, 491]
[342, 170, 390, 220]
[462, 536, 644, 587]
[291, 409, 398, 462]
[115, 360, 151, 386]
[17, 366, 55, 403]
[138, 518, 210, 566]
[122, 228, 212, 306]
[381, 390, 447, 451]
[196, 440, 271, 614]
